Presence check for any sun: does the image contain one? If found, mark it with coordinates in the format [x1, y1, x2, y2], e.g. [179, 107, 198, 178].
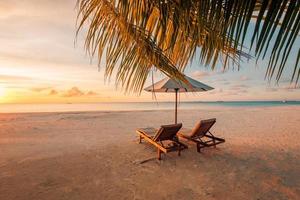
[0, 86, 6, 98]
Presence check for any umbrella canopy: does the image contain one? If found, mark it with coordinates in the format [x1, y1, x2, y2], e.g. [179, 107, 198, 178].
[144, 75, 214, 93]
[144, 75, 214, 124]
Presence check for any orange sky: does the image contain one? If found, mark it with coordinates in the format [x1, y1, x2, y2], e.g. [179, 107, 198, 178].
[0, 0, 299, 104]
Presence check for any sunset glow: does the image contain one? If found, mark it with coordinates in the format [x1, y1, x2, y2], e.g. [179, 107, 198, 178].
[0, 0, 299, 104]
[0, 86, 5, 99]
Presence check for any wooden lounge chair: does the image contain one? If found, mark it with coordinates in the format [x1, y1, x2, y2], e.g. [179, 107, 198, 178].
[137, 123, 187, 160]
[177, 118, 225, 153]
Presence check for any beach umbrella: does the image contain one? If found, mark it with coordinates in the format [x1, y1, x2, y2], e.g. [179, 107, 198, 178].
[144, 75, 214, 124]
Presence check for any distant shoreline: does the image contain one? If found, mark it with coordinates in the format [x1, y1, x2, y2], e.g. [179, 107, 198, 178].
[0, 101, 299, 114]
[1, 100, 300, 104]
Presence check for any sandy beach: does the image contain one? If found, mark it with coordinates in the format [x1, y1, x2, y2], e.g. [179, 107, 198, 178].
[0, 106, 300, 200]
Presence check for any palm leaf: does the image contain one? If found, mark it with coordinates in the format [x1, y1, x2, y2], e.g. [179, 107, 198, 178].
[77, 0, 300, 93]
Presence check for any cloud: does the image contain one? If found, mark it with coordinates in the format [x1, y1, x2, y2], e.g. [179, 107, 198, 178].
[281, 85, 299, 93]
[191, 71, 211, 79]
[0, 74, 32, 82]
[240, 75, 250, 81]
[226, 85, 249, 95]
[191, 70, 225, 79]
[42, 86, 98, 97]
[49, 89, 58, 96]
[63, 87, 84, 97]
[86, 91, 98, 96]
[238, 89, 248, 93]
[282, 84, 300, 90]
[30, 87, 52, 92]
[265, 87, 278, 92]
[223, 89, 248, 96]
[230, 84, 248, 89]
[60, 87, 98, 97]
[265, 84, 299, 93]
[209, 88, 223, 95]
[225, 91, 239, 96]
[222, 81, 231, 85]
[229, 84, 249, 94]
[214, 78, 230, 85]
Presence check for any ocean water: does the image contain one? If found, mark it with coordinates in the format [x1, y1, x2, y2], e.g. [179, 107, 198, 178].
[0, 101, 299, 113]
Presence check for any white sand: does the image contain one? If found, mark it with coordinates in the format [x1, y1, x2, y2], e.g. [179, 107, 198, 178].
[0, 106, 300, 200]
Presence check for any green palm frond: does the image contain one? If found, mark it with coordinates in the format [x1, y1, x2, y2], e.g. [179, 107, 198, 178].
[77, 0, 190, 93]
[77, 0, 300, 93]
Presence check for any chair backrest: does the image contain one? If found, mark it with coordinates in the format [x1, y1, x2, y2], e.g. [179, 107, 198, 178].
[153, 123, 182, 142]
[190, 118, 216, 138]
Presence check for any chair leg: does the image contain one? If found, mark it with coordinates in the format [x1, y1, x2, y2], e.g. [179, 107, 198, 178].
[178, 147, 181, 156]
[157, 149, 162, 160]
[208, 131, 218, 148]
[197, 143, 201, 153]
[139, 135, 142, 143]
[213, 139, 216, 148]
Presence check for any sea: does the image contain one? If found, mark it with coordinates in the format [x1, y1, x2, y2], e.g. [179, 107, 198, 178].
[0, 101, 299, 113]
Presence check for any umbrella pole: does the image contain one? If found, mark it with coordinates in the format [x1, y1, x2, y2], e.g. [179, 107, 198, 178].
[175, 88, 178, 124]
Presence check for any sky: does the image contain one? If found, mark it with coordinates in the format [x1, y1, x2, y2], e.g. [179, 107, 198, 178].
[0, 0, 299, 104]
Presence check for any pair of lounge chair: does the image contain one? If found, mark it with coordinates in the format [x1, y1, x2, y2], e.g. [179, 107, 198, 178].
[136, 118, 225, 160]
